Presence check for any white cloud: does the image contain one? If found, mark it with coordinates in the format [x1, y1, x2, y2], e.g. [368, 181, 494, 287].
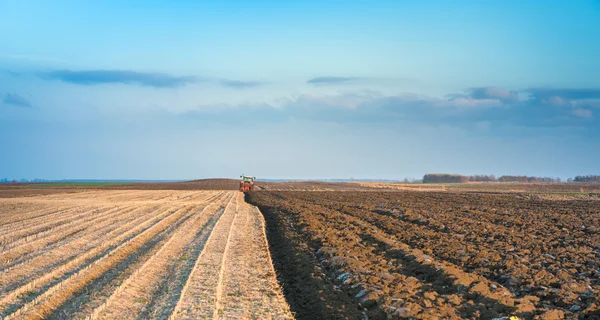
[290, 91, 383, 109]
[573, 108, 593, 118]
[545, 96, 570, 106]
[447, 97, 503, 108]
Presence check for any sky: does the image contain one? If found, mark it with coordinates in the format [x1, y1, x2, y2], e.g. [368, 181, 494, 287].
[1, 0, 599, 180]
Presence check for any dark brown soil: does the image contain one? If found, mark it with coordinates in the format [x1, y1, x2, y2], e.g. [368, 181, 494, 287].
[247, 190, 600, 319]
[255, 181, 375, 191]
[256, 181, 600, 194]
[249, 193, 364, 320]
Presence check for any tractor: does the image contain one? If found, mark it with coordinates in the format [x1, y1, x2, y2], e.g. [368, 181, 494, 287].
[239, 175, 256, 193]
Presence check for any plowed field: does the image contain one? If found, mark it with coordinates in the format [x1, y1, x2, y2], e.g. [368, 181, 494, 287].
[248, 190, 600, 319]
[0, 190, 291, 319]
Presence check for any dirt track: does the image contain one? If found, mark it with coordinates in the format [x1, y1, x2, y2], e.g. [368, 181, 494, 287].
[0, 189, 291, 319]
[248, 190, 600, 319]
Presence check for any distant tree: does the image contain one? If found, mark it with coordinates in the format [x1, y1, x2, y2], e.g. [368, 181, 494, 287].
[468, 175, 497, 182]
[573, 175, 600, 183]
[423, 174, 468, 183]
[499, 175, 561, 183]
[499, 175, 528, 182]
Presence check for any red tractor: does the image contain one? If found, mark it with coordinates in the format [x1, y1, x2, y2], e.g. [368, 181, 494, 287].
[239, 175, 256, 193]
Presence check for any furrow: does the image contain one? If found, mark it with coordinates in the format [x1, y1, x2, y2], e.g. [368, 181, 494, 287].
[249, 205, 294, 319]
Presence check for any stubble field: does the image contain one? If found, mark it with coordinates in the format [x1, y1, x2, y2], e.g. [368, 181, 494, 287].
[0, 188, 291, 319]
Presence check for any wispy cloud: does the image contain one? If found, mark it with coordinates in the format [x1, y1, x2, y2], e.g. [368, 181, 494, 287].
[289, 91, 383, 109]
[468, 87, 519, 103]
[219, 79, 265, 89]
[35, 69, 267, 89]
[41, 70, 199, 88]
[524, 87, 599, 118]
[2, 93, 32, 108]
[448, 87, 519, 104]
[527, 88, 600, 101]
[306, 76, 360, 85]
[573, 108, 593, 118]
[3, 70, 21, 77]
[187, 86, 599, 128]
[0, 53, 67, 64]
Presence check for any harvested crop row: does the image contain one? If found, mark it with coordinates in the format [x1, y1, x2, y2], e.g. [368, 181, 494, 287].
[96, 190, 193, 203]
[0, 205, 135, 261]
[4, 202, 198, 319]
[139, 197, 236, 319]
[0, 201, 204, 317]
[56, 203, 223, 319]
[217, 194, 293, 319]
[56, 192, 231, 319]
[0, 205, 89, 241]
[0, 204, 178, 306]
[0, 203, 68, 225]
[0, 205, 148, 273]
[0, 204, 164, 278]
[169, 192, 240, 319]
[0, 204, 103, 244]
[1, 190, 220, 260]
[0, 189, 292, 319]
[90, 192, 234, 319]
[39, 190, 138, 202]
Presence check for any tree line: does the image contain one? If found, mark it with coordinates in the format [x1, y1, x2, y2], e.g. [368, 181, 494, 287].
[571, 175, 600, 183]
[422, 174, 599, 184]
[497, 176, 562, 183]
[423, 174, 469, 183]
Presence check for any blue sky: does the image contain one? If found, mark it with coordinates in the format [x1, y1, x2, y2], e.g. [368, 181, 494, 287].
[1, 0, 599, 180]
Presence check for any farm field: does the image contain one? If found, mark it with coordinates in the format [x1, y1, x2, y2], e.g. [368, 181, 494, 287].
[0, 189, 291, 319]
[247, 189, 600, 319]
[2, 181, 599, 320]
[255, 181, 600, 196]
[351, 182, 600, 196]
[0, 179, 241, 198]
